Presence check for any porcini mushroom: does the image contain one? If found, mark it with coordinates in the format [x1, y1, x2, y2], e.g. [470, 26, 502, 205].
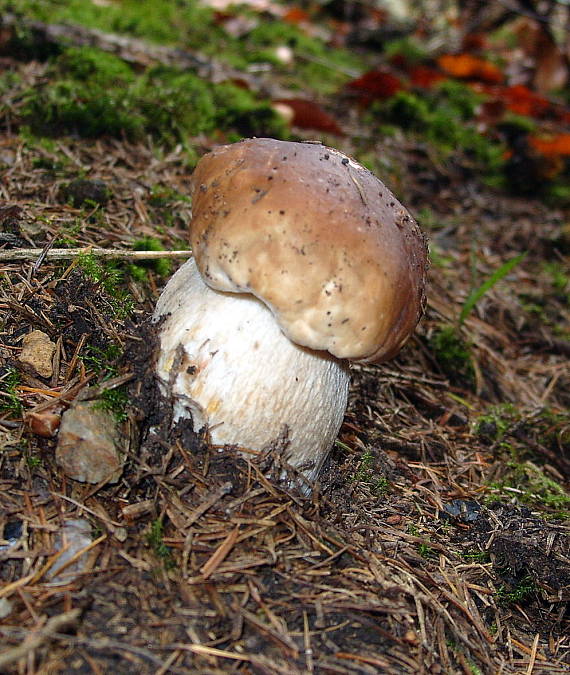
[154, 138, 428, 488]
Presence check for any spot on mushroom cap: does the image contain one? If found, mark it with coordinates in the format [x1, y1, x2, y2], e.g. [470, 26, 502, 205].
[190, 138, 428, 363]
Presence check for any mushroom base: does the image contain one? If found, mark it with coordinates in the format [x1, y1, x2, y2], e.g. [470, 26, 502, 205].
[153, 258, 350, 488]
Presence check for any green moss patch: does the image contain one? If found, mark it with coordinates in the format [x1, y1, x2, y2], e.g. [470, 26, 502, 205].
[21, 48, 286, 145]
[370, 82, 506, 178]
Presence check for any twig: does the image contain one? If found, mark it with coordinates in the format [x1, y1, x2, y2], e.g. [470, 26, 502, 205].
[200, 526, 239, 579]
[0, 248, 192, 262]
[0, 609, 81, 668]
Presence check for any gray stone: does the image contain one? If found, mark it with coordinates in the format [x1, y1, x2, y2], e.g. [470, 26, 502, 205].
[0, 597, 13, 619]
[56, 401, 123, 484]
[47, 518, 92, 586]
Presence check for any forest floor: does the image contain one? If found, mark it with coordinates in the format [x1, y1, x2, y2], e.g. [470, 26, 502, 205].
[0, 2, 569, 674]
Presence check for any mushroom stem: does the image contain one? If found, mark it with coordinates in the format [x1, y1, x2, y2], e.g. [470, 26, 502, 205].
[154, 258, 350, 484]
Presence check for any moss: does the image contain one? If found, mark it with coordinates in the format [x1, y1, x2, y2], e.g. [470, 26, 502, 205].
[544, 181, 570, 207]
[461, 549, 490, 563]
[133, 68, 217, 143]
[149, 184, 190, 208]
[76, 252, 134, 319]
[429, 325, 474, 386]
[353, 449, 390, 497]
[211, 82, 288, 139]
[146, 518, 175, 569]
[417, 542, 435, 559]
[488, 461, 570, 519]
[474, 403, 519, 442]
[10, 0, 363, 95]
[372, 84, 506, 177]
[55, 47, 135, 87]
[95, 386, 129, 423]
[25, 453, 42, 469]
[82, 343, 123, 376]
[54, 218, 83, 247]
[20, 45, 286, 145]
[24, 78, 141, 138]
[0, 70, 22, 97]
[384, 36, 428, 63]
[375, 91, 430, 130]
[434, 80, 483, 121]
[0, 366, 23, 416]
[131, 236, 171, 278]
[9, 0, 219, 52]
[496, 574, 536, 605]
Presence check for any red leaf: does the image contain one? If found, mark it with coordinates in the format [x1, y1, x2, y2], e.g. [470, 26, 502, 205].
[438, 53, 503, 84]
[502, 85, 550, 118]
[346, 69, 403, 105]
[409, 65, 446, 89]
[273, 99, 344, 135]
[282, 6, 310, 24]
[461, 33, 488, 51]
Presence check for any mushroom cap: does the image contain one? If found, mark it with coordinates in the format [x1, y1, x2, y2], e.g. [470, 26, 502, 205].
[190, 138, 428, 363]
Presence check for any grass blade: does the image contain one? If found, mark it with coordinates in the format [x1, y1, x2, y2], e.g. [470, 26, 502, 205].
[459, 252, 527, 326]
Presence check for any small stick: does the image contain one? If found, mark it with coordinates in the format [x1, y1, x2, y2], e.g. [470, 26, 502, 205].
[0, 609, 81, 669]
[0, 248, 193, 262]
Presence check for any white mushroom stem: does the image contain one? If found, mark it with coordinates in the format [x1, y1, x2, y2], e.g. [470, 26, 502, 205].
[153, 258, 350, 484]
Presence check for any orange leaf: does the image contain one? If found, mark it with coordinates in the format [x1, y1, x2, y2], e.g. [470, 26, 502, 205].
[273, 98, 344, 135]
[529, 134, 570, 157]
[346, 69, 403, 104]
[438, 53, 503, 84]
[282, 6, 310, 24]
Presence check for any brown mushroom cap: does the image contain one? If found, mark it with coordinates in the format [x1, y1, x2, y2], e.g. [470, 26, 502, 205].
[190, 138, 428, 363]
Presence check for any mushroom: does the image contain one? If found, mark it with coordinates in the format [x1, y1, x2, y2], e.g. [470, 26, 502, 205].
[153, 138, 428, 489]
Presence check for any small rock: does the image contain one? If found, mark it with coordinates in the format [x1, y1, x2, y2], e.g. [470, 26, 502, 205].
[0, 204, 22, 231]
[27, 411, 61, 437]
[113, 527, 128, 543]
[442, 499, 482, 524]
[0, 519, 23, 551]
[56, 401, 123, 484]
[0, 149, 16, 166]
[61, 178, 110, 208]
[18, 330, 56, 378]
[0, 598, 12, 619]
[47, 518, 92, 586]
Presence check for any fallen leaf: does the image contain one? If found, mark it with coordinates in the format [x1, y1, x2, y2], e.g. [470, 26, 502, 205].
[529, 134, 570, 157]
[282, 6, 311, 24]
[502, 84, 550, 118]
[438, 53, 503, 84]
[273, 98, 344, 135]
[461, 33, 488, 51]
[346, 69, 403, 104]
[409, 65, 445, 88]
